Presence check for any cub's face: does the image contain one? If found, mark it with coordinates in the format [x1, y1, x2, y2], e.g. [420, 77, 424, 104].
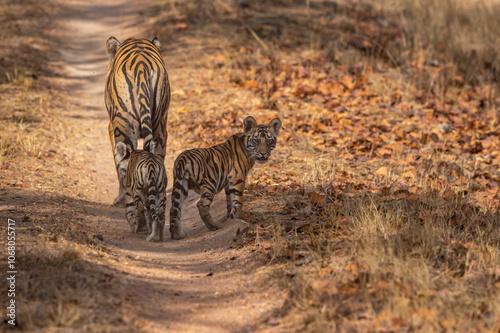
[243, 116, 282, 164]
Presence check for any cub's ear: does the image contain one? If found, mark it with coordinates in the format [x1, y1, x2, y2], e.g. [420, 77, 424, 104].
[243, 116, 257, 135]
[106, 36, 120, 60]
[152, 37, 161, 50]
[268, 118, 282, 136]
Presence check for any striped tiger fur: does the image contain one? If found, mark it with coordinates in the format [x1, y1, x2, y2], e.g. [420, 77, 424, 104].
[123, 146, 167, 242]
[105, 36, 170, 207]
[169, 116, 282, 239]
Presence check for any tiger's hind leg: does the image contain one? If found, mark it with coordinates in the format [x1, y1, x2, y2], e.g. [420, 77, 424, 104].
[130, 191, 148, 234]
[197, 186, 224, 230]
[135, 200, 149, 234]
[142, 208, 153, 235]
[146, 207, 160, 242]
[125, 190, 138, 233]
[155, 179, 167, 242]
[108, 122, 124, 207]
[112, 140, 128, 207]
[169, 176, 188, 240]
[146, 177, 165, 242]
[147, 218, 160, 242]
[147, 204, 165, 242]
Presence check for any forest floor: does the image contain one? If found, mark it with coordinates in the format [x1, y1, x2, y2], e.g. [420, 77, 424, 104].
[1, 0, 500, 332]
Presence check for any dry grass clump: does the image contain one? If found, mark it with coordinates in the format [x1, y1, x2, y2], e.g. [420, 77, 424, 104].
[12, 239, 130, 331]
[150, 3, 500, 330]
[180, 0, 500, 90]
[327, 0, 500, 89]
[0, 1, 61, 165]
[382, 0, 500, 84]
[0, 89, 57, 164]
[152, 0, 233, 43]
[250, 167, 500, 332]
[0, 0, 59, 84]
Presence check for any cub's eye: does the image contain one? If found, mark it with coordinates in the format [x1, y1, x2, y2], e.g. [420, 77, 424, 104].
[252, 137, 259, 144]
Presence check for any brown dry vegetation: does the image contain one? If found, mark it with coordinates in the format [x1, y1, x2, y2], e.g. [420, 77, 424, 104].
[0, 1, 61, 165]
[1, 0, 500, 332]
[0, 1, 133, 332]
[153, 0, 500, 331]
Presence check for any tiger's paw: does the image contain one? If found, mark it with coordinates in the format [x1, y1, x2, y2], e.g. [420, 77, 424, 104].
[136, 224, 149, 234]
[203, 219, 224, 231]
[170, 224, 187, 240]
[146, 233, 162, 242]
[112, 195, 125, 207]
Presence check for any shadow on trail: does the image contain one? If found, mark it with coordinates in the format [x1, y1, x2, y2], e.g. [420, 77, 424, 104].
[0, 186, 247, 256]
[1, 185, 269, 332]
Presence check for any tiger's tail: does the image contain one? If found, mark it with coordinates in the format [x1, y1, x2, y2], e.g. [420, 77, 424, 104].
[140, 68, 155, 154]
[169, 155, 189, 239]
[145, 164, 160, 241]
[147, 173, 158, 223]
[170, 157, 185, 222]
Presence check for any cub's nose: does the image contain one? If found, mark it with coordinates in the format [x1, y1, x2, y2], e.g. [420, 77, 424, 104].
[255, 153, 268, 162]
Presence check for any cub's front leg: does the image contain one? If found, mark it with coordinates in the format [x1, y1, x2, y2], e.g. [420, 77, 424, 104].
[224, 187, 234, 219]
[227, 179, 246, 219]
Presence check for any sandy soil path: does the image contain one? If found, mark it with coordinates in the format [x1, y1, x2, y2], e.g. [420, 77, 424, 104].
[50, 1, 284, 331]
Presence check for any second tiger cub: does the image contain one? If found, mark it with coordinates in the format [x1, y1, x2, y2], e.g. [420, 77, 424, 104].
[117, 143, 167, 242]
[169, 116, 281, 240]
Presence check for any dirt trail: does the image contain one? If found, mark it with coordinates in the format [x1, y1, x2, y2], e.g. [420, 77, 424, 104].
[50, 0, 283, 332]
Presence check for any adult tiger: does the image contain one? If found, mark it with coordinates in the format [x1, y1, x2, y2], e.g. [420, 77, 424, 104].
[105, 37, 170, 206]
[169, 116, 282, 239]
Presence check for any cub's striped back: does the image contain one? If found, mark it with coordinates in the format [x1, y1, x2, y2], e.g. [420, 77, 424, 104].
[123, 146, 167, 242]
[105, 37, 170, 207]
[169, 116, 281, 239]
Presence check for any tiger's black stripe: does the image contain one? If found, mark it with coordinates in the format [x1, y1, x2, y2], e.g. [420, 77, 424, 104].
[105, 37, 170, 207]
[124, 149, 167, 242]
[169, 116, 281, 240]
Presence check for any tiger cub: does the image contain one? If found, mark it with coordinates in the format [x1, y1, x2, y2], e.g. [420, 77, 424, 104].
[169, 116, 281, 239]
[120, 143, 167, 242]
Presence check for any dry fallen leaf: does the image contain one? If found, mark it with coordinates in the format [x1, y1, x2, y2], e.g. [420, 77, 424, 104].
[375, 166, 389, 177]
[174, 23, 187, 30]
[308, 192, 325, 205]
